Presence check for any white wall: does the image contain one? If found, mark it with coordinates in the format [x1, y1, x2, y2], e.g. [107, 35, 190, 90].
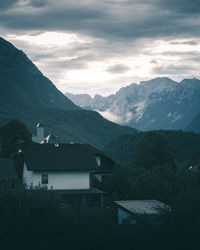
[23, 163, 33, 187]
[23, 163, 90, 190]
[118, 208, 136, 224]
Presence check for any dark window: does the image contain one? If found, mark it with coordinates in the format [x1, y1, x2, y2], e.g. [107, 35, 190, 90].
[41, 174, 48, 184]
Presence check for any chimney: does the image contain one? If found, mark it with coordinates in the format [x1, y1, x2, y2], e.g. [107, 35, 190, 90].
[32, 123, 44, 143]
[36, 123, 44, 143]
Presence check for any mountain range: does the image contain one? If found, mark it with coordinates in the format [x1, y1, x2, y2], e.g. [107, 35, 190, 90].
[0, 37, 137, 149]
[66, 77, 200, 132]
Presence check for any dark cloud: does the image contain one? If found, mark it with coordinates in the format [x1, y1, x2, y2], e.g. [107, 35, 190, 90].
[150, 60, 158, 64]
[0, 0, 19, 11]
[162, 51, 200, 63]
[152, 65, 196, 75]
[27, 0, 47, 8]
[49, 56, 92, 70]
[0, 0, 200, 41]
[156, 0, 200, 14]
[170, 41, 198, 46]
[1, 0, 200, 95]
[106, 64, 131, 74]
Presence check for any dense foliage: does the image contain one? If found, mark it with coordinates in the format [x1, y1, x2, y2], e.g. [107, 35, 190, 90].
[0, 184, 200, 250]
[92, 130, 200, 249]
[0, 119, 32, 158]
[104, 130, 200, 166]
[101, 131, 200, 202]
[129, 131, 176, 170]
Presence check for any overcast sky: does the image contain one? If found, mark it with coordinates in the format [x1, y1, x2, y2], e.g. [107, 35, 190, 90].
[1, 0, 200, 96]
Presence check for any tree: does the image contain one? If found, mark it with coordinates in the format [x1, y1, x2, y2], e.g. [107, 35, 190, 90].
[130, 131, 176, 171]
[0, 119, 32, 158]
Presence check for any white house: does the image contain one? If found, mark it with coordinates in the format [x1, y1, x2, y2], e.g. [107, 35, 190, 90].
[22, 143, 100, 190]
[21, 143, 106, 206]
[115, 200, 170, 225]
[32, 122, 114, 182]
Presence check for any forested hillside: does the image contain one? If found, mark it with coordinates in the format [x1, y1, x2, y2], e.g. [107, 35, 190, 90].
[104, 130, 200, 165]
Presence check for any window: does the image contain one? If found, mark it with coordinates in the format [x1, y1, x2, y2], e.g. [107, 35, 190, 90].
[41, 174, 48, 184]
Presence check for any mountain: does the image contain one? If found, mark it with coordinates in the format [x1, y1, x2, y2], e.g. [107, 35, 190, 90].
[0, 37, 137, 149]
[186, 112, 200, 133]
[65, 93, 93, 109]
[66, 77, 200, 131]
[0, 37, 78, 110]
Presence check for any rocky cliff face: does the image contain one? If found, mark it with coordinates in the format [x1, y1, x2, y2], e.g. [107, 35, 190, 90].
[66, 77, 200, 131]
[186, 112, 200, 133]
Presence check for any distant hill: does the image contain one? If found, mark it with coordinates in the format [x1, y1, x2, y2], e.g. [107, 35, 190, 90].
[0, 37, 137, 149]
[66, 77, 200, 132]
[103, 130, 200, 165]
[186, 112, 200, 133]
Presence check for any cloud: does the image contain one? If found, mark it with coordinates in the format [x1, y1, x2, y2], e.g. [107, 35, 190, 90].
[152, 65, 197, 75]
[0, 0, 200, 41]
[150, 60, 158, 64]
[48, 56, 91, 70]
[1, 0, 200, 96]
[106, 64, 131, 74]
[0, 0, 19, 11]
[170, 40, 198, 46]
[155, 0, 200, 14]
[161, 50, 200, 63]
[27, 0, 47, 8]
[97, 109, 123, 124]
[6, 33, 200, 96]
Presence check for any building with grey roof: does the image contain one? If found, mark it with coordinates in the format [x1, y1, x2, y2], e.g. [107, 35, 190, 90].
[19, 143, 109, 206]
[115, 200, 170, 224]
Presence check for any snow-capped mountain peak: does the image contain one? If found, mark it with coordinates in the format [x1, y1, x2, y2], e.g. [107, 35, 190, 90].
[65, 77, 200, 131]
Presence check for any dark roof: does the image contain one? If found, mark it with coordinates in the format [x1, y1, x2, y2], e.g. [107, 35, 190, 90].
[82, 144, 103, 155]
[51, 188, 106, 195]
[83, 144, 115, 171]
[0, 159, 17, 179]
[23, 144, 99, 171]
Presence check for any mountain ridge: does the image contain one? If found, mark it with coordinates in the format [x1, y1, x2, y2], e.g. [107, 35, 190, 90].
[0, 37, 137, 149]
[0, 37, 78, 111]
[66, 77, 200, 132]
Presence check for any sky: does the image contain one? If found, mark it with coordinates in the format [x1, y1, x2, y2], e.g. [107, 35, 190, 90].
[1, 0, 200, 96]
